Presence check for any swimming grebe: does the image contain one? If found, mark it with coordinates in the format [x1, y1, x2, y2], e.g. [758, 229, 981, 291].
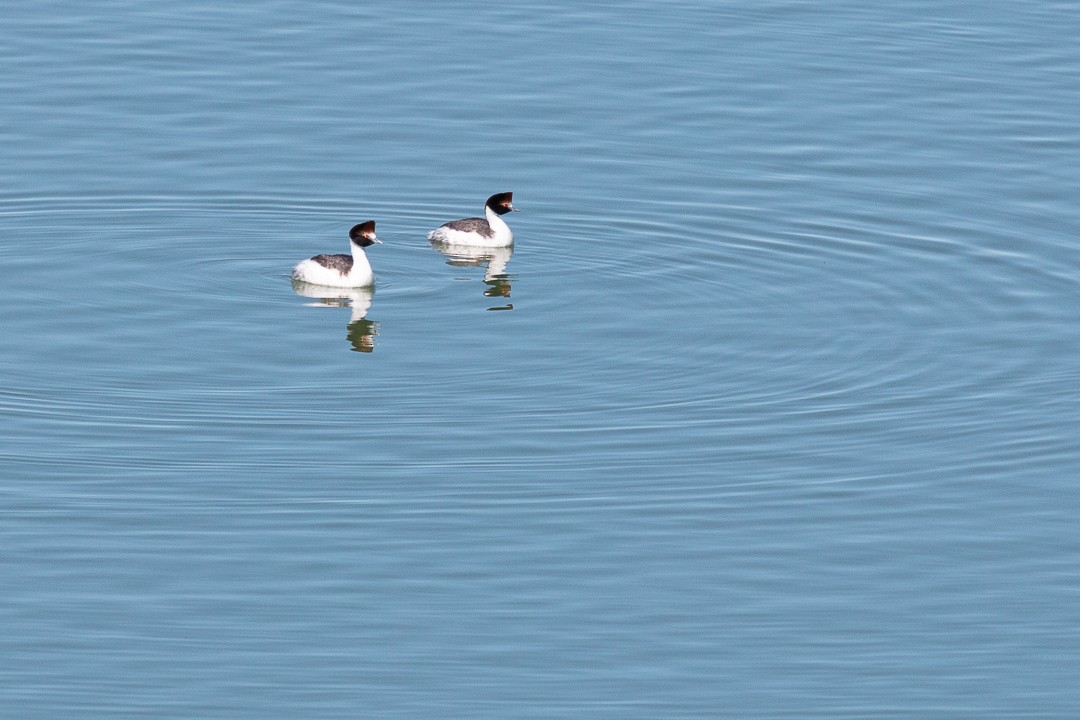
[292, 221, 381, 288]
[427, 192, 518, 247]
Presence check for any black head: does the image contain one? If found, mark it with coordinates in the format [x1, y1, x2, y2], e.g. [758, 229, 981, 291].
[349, 220, 381, 247]
[485, 192, 518, 216]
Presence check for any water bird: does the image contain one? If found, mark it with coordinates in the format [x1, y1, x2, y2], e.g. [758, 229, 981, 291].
[427, 192, 518, 247]
[292, 221, 381, 288]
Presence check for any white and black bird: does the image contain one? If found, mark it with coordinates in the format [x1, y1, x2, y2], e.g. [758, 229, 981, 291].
[292, 221, 381, 288]
[428, 192, 518, 247]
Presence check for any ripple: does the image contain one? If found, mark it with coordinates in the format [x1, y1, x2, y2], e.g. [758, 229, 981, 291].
[476, 186, 1080, 486]
[3, 182, 1079, 486]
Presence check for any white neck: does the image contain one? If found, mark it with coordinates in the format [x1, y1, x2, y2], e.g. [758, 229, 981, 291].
[350, 244, 373, 278]
[484, 205, 512, 242]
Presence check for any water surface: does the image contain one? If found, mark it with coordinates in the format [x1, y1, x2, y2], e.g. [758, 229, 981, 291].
[2, 2, 1080, 718]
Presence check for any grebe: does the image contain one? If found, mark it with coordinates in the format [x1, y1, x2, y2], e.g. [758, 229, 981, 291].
[292, 221, 380, 288]
[428, 192, 517, 247]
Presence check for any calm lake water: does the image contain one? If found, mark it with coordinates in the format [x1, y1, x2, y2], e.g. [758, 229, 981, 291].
[2, 1, 1080, 717]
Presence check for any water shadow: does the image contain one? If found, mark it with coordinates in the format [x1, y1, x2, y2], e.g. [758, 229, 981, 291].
[429, 242, 514, 311]
[291, 280, 380, 353]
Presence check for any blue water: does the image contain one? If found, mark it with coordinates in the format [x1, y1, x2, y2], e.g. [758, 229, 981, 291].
[3, 1, 1080, 717]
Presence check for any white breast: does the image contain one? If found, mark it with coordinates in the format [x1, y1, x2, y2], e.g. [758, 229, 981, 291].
[428, 205, 514, 247]
[292, 255, 374, 288]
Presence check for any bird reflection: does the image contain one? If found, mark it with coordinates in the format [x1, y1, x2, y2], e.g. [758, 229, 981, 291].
[291, 280, 380, 353]
[429, 242, 514, 311]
